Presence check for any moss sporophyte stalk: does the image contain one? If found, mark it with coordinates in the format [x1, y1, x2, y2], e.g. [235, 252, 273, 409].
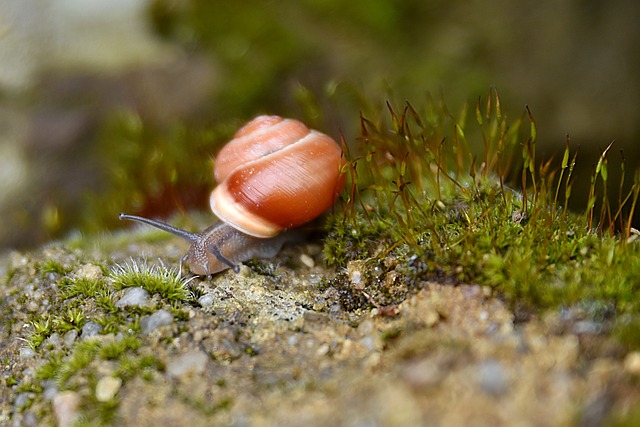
[324, 91, 640, 337]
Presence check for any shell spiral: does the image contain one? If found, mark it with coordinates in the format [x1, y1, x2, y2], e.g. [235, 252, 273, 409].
[210, 115, 346, 238]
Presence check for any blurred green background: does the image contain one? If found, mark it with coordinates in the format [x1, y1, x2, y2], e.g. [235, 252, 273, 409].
[1, 0, 638, 248]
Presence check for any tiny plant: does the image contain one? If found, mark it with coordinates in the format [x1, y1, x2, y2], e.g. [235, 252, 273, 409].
[36, 259, 70, 276]
[110, 259, 190, 302]
[28, 317, 52, 350]
[324, 89, 640, 346]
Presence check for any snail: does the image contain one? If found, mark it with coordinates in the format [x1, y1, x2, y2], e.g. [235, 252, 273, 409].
[119, 115, 346, 277]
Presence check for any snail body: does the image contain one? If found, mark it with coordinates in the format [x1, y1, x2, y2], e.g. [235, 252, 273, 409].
[119, 115, 345, 276]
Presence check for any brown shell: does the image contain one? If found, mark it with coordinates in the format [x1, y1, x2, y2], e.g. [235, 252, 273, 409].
[210, 116, 346, 238]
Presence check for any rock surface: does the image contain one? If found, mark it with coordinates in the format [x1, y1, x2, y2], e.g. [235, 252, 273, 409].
[1, 239, 639, 426]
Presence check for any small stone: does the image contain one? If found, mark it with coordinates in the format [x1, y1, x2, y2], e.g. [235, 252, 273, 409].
[63, 329, 78, 346]
[358, 336, 376, 352]
[167, 350, 208, 378]
[53, 391, 81, 427]
[115, 287, 150, 308]
[22, 411, 38, 427]
[423, 309, 440, 327]
[8, 251, 29, 270]
[316, 343, 330, 356]
[95, 376, 122, 402]
[140, 309, 173, 335]
[75, 264, 104, 281]
[45, 332, 61, 347]
[14, 392, 30, 409]
[198, 293, 215, 307]
[572, 320, 601, 335]
[347, 260, 368, 287]
[19, 346, 36, 359]
[299, 254, 315, 268]
[624, 351, 640, 375]
[42, 382, 58, 401]
[26, 301, 40, 312]
[478, 359, 508, 396]
[401, 358, 446, 389]
[81, 322, 102, 338]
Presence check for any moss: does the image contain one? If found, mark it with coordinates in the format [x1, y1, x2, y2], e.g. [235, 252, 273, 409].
[110, 259, 190, 302]
[320, 91, 640, 348]
[36, 259, 70, 276]
[15, 251, 200, 423]
[59, 276, 108, 299]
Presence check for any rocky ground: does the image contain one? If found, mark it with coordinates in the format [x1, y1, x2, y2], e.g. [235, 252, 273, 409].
[1, 228, 639, 427]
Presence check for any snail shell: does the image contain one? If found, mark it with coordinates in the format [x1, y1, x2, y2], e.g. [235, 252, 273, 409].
[120, 115, 346, 277]
[210, 115, 346, 238]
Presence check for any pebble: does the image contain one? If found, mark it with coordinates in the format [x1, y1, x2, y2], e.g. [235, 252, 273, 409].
[572, 320, 601, 335]
[115, 287, 150, 308]
[401, 358, 446, 389]
[478, 359, 508, 396]
[95, 376, 122, 402]
[74, 264, 104, 281]
[45, 332, 61, 347]
[198, 293, 215, 307]
[63, 329, 78, 346]
[623, 351, 640, 375]
[140, 309, 173, 335]
[53, 391, 81, 427]
[22, 411, 38, 427]
[166, 350, 208, 378]
[299, 254, 315, 268]
[14, 392, 30, 409]
[42, 381, 58, 401]
[81, 321, 102, 338]
[19, 346, 36, 359]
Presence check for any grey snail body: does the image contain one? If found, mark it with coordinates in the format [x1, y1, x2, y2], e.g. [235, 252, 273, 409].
[119, 115, 346, 277]
[118, 214, 291, 276]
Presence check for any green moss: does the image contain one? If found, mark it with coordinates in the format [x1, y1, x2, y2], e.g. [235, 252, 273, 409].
[322, 91, 640, 347]
[60, 276, 108, 299]
[608, 404, 640, 427]
[36, 259, 70, 276]
[98, 335, 142, 360]
[52, 307, 86, 334]
[116, 353, 162, 380]
[35, 352, 64, 381]
[28, 317, 52, 350]
[33, 333, 155, 425]
[110, 260, 190, 302]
